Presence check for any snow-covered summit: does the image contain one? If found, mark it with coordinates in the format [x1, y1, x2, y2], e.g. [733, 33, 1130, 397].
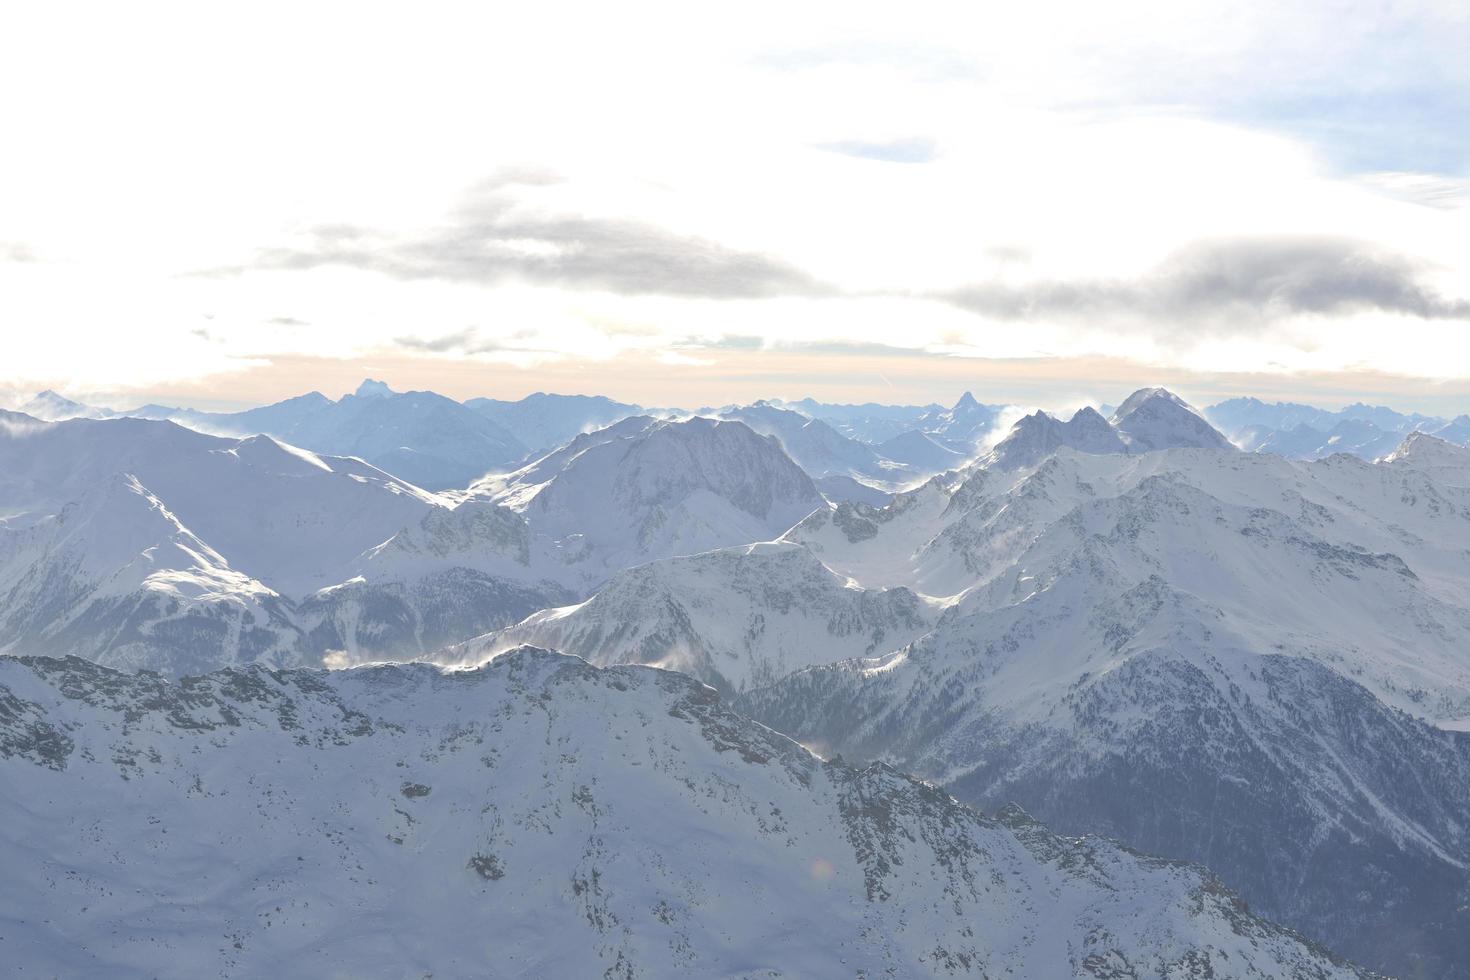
[983, 406, 1128, 470]
[1110, 387, 1233, 451]
[19, 389, 109, 421]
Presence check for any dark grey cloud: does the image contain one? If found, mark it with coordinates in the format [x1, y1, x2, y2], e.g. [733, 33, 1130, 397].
[392, 326, 557, 356]
[394, 327, 481, 353]
[946, 236, 1470, 326]
[819, 137, 938, 164]
[231, 184, 827, 301]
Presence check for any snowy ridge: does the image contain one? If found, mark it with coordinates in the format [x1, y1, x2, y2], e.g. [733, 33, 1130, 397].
[0, 649, 1371, 979]
[742, 442, 1470, 975]
[0, 413, 828, 676]
[436, 541, 938, 693]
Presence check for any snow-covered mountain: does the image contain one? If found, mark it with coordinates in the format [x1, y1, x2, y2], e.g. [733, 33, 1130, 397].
[18, 389, 112, 420]
[982, 406, 1127, 469]
[741, 440, 1470, 977]
[873, 428, 968, 471]
[437, 541, 938, 693]
[332, 414, 831, 663]
[0, 412, 518, 674]
[718, 402, 919, 490]
[464, 391, 643, 457]
[778, 397, 941, 444]
[129, 380, 530, 490]
[0, 413, 824, 675]
[915, 391, 1004, 451]
[362, 415, 828, 607]
[0, 648, 1371, 979]
[1110, 387, 1234, 451]
[1206, 396, 1457, 461]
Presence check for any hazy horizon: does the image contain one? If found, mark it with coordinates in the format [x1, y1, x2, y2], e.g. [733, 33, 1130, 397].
[3, 2, 1467, 414]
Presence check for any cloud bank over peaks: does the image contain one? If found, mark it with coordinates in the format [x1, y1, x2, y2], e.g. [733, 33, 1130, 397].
[237, 180, 830, 301]
[945, 235, 1470, 329]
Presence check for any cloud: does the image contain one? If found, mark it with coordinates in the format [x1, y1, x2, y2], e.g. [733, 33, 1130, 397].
[1, 242, 37, 263]
[232, 183, 828, 301]
[818, 137, 938, 164]
[945, 235, 1470, 328]
[393, 326, 557, 357]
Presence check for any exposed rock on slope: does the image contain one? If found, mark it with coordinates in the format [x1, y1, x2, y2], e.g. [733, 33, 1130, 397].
[0, 649, 1370, 979]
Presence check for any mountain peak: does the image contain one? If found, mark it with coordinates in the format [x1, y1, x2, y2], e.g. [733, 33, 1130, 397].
[1111, 387, 1232, 452]
[954, 391, 980, 410]
[1111, 386, 1187, 421]
[353, 378, 396, 399]
[1383, 430, 1470, 466]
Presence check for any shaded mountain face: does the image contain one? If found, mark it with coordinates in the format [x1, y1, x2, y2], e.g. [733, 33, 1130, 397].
[874, 428, 967, 471]
[0, 414, 823, 676]
[137, 380, 532, 491]
[780, 397, 940, 444]
[741, 443, 1470, 978]
[464, 391, 643, 457]
[979, 389, 1230, 471]
[721, 403, 893, 479]
[1206, 396, 1456, 461]
[983, 406, 1128, 470]
[0, 649, 1370, 980]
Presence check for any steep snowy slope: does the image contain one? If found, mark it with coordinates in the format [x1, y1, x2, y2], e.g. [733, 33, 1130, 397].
[0, 649, 1370, 979]
[0, 472, 301, 675]
[438, 541, 937, 692]
[1111, 387, 1234, 451]
[0, 415, 437, 595]
[743, 443, 1470, 977]
[485, 416, 827, 590]
[982, 406, 1126, 470]
[0, 413, 838, 676]
[0, 414, 488, 673]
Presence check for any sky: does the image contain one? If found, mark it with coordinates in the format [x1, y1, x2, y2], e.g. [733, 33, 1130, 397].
[2, 0, 1468, 413]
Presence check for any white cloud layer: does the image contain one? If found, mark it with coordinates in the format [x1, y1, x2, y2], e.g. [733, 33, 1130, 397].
[1, 0, 1467, 404]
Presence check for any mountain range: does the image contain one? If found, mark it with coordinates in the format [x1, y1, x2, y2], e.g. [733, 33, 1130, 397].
[0, 411, 825, 676]
[11, 379, 1470, 975]
[1206, 395, 1470, 462]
